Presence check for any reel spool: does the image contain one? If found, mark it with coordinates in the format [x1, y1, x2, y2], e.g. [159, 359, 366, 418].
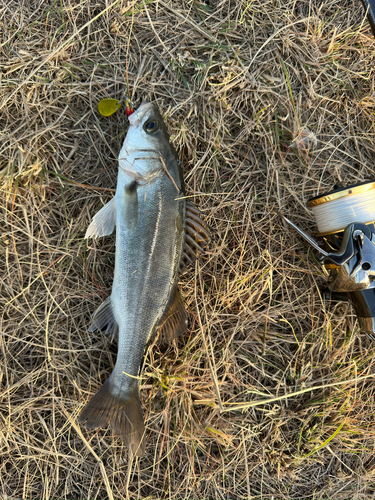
[307, 181, 375, 237]
[285, 180, 375, 336]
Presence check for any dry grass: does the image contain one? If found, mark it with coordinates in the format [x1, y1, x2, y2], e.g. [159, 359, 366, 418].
[1, 0, 375, 498]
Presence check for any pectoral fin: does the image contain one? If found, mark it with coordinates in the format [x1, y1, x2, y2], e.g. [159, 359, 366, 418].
[121, 181, 139, 230]
[158, 286, 187, 342]
[85, 198, 116, 239]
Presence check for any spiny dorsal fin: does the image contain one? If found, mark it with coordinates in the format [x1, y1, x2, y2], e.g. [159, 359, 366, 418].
[180, 201, 213, 272]
[158, 286, 187, 342]
[88, 296, 118, 340]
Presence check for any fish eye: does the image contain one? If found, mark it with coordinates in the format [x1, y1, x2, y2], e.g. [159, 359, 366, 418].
[144, 120, 159, 134]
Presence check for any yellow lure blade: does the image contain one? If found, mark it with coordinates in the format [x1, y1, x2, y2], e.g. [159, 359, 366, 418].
[98, 99, 121, 117]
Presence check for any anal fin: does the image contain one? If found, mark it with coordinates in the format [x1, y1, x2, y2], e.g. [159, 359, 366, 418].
[158, 286, 187, 342]
[88, 296, 118, 340]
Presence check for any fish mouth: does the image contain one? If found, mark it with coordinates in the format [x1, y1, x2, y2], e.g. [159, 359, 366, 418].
[128, 102, 154, 127]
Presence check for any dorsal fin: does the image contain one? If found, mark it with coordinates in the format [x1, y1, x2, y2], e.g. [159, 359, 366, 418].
[180, 201, 213, 272]
[157, 286, 187, 342]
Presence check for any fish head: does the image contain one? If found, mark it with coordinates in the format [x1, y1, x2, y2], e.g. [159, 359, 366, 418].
[124, 102, 172, 155]
[119, 102, 181, 185]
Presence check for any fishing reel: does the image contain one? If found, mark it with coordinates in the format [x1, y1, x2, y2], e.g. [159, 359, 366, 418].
[285, 181, 375, 336]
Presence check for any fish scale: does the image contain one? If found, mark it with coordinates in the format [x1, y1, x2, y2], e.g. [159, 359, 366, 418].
[112, 175, 184, 377]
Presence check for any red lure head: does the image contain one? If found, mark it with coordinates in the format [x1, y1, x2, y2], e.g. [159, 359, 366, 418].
[126, 99, 135, 117]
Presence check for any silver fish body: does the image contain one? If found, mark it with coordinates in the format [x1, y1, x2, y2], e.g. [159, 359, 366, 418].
[112, 108, 186, 376]
[79, 103, 187, 455]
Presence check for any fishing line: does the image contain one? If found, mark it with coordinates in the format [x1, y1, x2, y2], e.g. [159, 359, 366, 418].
[302, 3, 375, 228]
[308, 88, 375, 174]
[125, 0, 135, 104]
[308, 2, 375, 173]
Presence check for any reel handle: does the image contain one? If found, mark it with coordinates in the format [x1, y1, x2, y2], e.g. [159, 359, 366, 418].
[324, 223, 372, 267]
[360, 0, 375, 38]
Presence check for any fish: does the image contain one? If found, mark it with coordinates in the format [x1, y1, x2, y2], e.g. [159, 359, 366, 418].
[78, 102, 211, 456]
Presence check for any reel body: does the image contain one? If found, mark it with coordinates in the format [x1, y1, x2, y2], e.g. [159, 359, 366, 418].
[323, 222, 375, 334]
[285, 181, 375, 335]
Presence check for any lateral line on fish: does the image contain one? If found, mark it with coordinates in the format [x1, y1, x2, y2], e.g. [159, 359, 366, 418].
[174, 195, 211, 200]
[146, 190, 163, 279]
[122, 370, 143, 380]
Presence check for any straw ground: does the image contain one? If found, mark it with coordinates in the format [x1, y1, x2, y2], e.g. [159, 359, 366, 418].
[1, 0, 375, 498]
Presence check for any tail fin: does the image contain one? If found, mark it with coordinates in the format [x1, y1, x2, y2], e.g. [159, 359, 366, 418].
[78, 379, 145, 456]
